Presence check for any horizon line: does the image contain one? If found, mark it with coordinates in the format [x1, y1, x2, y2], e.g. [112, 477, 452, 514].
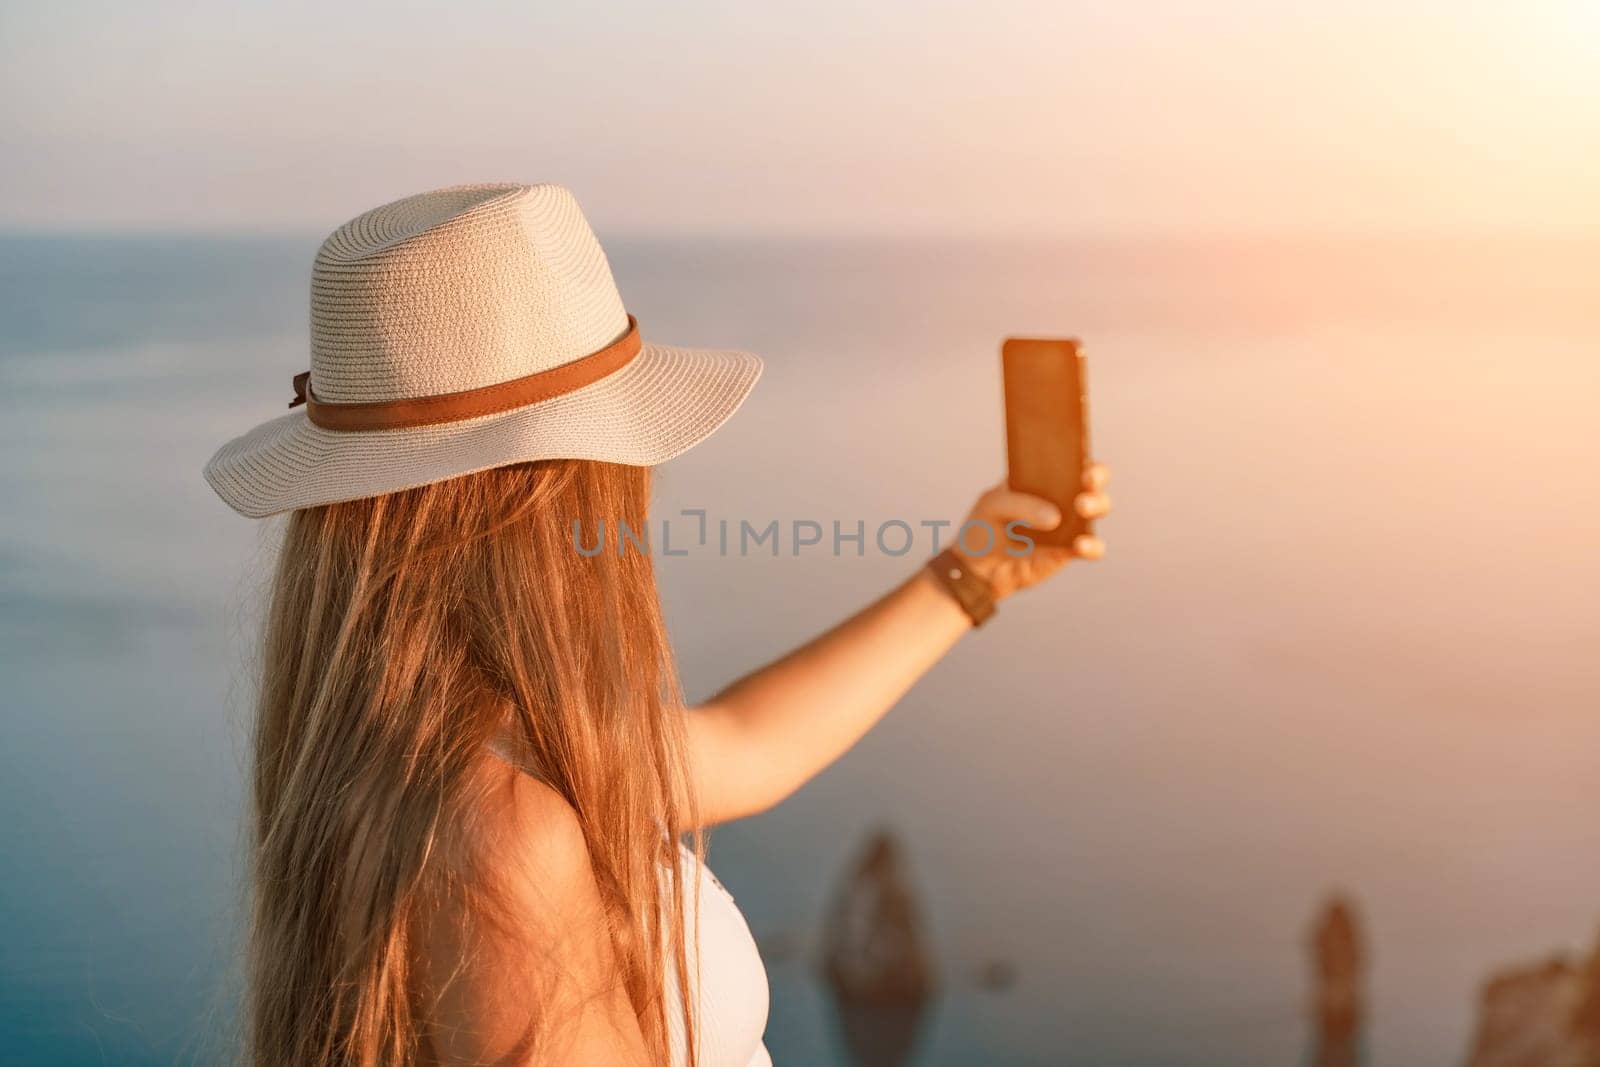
[3, 222, 1598, 244]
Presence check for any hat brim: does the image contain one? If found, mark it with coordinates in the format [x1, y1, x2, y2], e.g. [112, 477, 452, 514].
[204, 341, 762, 518]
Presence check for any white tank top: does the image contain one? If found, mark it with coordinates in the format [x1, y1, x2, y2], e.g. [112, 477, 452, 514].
[485, 742, 770, 1065]
[664, 843, 772, 1067]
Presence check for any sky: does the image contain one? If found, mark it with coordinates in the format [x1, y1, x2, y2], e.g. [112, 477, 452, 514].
[1, 0, 1597, 236]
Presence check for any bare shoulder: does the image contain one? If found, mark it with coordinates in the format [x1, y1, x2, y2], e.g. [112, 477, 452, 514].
[419, 757, 645, 1065]
[468, 758, 600, 920]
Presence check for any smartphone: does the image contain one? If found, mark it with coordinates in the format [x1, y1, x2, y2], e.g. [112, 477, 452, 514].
[1001, 335, 1091, 548]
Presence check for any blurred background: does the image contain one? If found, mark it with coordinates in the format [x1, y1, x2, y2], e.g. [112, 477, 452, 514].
[2, 2, 1597, 1064]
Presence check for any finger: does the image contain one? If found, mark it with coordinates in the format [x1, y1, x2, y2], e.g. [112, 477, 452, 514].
[977, 488, 1061, 530]
[1074, 492, 1112, 519]
[1084, 463, 1111, 492]
[1072, 534, 1105, 560]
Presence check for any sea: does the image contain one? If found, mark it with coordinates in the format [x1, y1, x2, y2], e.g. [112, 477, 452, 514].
[2, 230, 1597, 1065]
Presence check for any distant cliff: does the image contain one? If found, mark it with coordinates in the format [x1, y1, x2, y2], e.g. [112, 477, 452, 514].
[1466, 930, 1600, 1067]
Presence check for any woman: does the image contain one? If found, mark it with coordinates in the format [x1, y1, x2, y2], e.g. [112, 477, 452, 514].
[205, 183, 1111, 1066]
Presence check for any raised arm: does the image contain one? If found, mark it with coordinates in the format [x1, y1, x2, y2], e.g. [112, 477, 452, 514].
[686, 468, 1111, 826]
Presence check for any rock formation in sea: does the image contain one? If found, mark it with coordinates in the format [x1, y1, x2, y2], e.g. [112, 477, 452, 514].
[820, 828, 937, 1067]
[1465, 927, 1600, 1067]
[1309, 893, 1366, 1067]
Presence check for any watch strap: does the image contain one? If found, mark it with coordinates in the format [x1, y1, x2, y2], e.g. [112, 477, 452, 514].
[926, 548, 997, 627]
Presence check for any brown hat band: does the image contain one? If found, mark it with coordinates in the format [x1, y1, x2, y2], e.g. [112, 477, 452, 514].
[289, 315, 642, 432]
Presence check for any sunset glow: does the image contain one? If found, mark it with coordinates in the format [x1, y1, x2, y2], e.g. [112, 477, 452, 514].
[1, 2, 1595, 235]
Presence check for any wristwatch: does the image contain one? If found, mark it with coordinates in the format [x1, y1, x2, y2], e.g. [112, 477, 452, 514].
[926, 548, 997, 627]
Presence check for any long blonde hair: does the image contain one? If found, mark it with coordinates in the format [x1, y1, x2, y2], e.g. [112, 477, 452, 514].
[247, 459, 698, 1064]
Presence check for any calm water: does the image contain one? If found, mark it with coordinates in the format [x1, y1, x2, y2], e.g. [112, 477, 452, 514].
[2, 232, 1597, 1065]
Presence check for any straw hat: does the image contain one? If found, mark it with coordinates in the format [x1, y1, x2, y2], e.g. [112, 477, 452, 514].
[204, 183, 762, 518]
